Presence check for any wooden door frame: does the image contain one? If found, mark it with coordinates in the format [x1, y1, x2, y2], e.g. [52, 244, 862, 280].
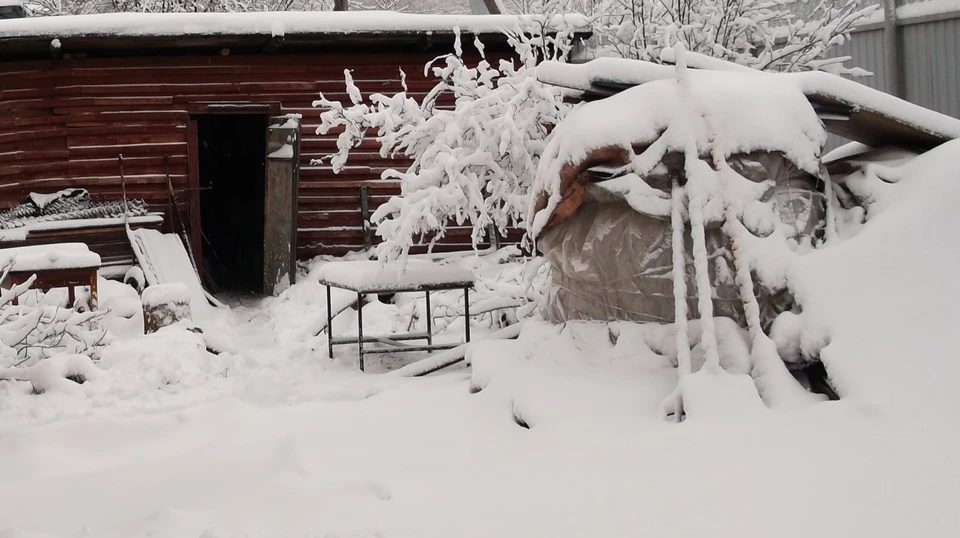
[186, 101, 282, 283]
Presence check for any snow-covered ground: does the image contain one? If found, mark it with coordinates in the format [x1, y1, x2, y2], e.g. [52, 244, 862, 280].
[2, 141, 960, 537]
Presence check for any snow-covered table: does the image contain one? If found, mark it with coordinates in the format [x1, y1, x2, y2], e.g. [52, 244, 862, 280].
[317, 260, 475, 372]
[1, 243, 101, 309]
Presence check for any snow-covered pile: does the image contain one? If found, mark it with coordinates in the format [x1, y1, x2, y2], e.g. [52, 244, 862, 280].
[798, 139, 960, 416]
[530, 67, 826, 236]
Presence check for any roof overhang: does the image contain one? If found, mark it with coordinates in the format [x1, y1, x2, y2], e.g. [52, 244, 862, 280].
[0, 11, 591, 60]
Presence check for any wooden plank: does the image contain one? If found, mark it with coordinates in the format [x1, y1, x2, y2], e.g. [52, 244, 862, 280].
[68, 142, 187, 159]
[68, 132, 186, 147]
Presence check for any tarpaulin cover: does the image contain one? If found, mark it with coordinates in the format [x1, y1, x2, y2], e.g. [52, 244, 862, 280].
[538, 152, 824, 328]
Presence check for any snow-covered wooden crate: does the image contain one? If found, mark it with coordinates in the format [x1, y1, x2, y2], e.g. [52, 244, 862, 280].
[0, 243, 102, 309]
[141, 282, 191, 333]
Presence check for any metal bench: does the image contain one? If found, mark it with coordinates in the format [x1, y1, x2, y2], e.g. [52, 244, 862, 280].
[317, 260, 475, 372]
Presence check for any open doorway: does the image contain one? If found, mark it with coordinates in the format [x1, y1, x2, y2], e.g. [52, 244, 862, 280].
[197, 114, 267, 293]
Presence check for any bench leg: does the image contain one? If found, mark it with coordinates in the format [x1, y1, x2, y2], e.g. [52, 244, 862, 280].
[68, 285, 76, 309]
[89, 271, 98, 311]
[464, 287, 471, 343]
[425, 290, 433, 350]
[326, 284, 334, 360]
[357, 291, 365, 372]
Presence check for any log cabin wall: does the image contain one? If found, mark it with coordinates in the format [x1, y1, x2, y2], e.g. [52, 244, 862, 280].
[0, 43, 521, 262]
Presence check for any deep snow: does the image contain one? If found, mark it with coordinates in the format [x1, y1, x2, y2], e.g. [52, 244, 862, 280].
[1, 142, 960, 537]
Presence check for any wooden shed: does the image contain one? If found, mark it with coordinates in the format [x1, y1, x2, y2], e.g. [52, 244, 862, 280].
[0, 11, 539, 292]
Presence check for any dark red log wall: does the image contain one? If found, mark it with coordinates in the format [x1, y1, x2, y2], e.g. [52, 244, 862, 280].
[0, 50, 518, 260]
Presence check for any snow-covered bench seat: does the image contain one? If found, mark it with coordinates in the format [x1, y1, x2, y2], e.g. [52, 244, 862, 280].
[1, 243, 102, 309]
[317, 260, 475, 372]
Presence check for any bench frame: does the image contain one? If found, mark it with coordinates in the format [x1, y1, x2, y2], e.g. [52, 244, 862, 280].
[7, 267, 99, 310]
[321, 280, 473, 372]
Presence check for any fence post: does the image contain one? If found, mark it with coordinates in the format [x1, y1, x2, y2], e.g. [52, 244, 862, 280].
[882, 0, 902, 97]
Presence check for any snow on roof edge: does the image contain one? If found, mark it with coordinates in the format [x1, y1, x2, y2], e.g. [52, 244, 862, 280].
[0, 11, 590, 41]
[538, 58, 960, 147]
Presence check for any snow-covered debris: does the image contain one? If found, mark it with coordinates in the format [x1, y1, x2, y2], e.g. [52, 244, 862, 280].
[27, 190, 82, 211]
[0, 354, 98, 394]
[0, 11, 588, 40]
[128, 229, 216, 319]
[0, 188, 151, 240]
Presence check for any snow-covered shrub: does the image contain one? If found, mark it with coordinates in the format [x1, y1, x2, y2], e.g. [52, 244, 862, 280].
[315, 22, 578, 263]
[0, 260, 108, 369]
[508, 0, 875, 74]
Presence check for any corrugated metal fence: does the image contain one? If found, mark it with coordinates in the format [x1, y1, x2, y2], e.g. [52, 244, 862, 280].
[825, 1, 960, 150]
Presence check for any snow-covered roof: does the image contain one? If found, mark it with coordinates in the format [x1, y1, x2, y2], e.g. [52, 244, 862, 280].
[538, 55, 960, 149]
[0, 11, 587, 40]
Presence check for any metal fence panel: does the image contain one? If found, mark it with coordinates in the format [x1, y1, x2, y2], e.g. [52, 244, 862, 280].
[824, 14, 960, 152]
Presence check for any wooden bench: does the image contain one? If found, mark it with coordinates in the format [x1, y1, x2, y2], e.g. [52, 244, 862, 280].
[1, 243, 102, 310]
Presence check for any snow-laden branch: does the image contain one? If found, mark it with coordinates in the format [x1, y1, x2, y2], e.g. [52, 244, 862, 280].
[315, 22, 578, 262]
[510, 0, 876, 75]
[0, 261, 109, 367]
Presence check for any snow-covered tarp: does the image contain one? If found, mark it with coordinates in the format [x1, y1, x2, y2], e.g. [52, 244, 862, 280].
[530, 68, 827, 237]
[0, 11, 588, 40]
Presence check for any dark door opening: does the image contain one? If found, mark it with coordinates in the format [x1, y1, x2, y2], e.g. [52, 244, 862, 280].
[197, 114, 267, 293]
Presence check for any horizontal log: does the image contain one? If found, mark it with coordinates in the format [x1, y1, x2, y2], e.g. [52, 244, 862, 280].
[68, 142, 187, 159]
[68, 132, 186, 147]
[0, 150, 69, 164]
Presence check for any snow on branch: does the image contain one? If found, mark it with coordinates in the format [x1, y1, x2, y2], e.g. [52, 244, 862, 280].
[0, 259, 108, 368]
[315, 20, 579, 263]
[509, 0, 876, 75]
